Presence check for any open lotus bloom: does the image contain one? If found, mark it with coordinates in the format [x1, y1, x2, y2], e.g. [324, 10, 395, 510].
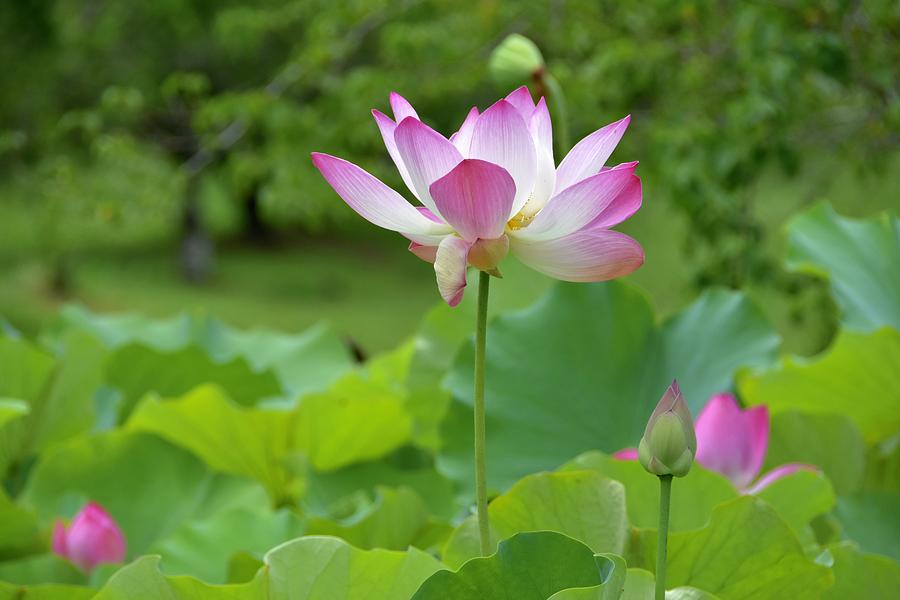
[617, 393, 815, 493]
[312, 86, 643, 306]
[52, 502, 126, 572]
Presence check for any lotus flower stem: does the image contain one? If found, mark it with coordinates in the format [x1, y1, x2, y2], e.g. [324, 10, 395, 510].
[474, 270, 491, 556]
[656, 474, 673, 600]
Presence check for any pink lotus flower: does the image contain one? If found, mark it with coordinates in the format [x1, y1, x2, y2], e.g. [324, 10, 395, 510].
[312, 86, 643, 306]
[52, 502, 126, 572]
[615, 393, 815, 493]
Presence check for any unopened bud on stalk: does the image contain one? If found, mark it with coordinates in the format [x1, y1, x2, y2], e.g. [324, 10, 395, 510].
[489, 34, 545, 89]
[639, 381, 696, 477]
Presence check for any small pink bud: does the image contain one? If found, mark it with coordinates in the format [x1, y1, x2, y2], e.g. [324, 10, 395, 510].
[51, 502, 126, 572]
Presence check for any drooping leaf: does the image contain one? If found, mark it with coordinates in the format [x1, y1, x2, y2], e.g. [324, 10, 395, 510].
[787, 204, 900, 332]
[126, 386, 293, 502]
[413, 531, 625, 600]
[561, 452, 737, 532]
[739, 327, 900, 443]
[294, 374, 412, 472]
[0, 555, 85, 587]
[442, 471, 629, 569]
[0, 332, 106, 469]
[0, 489, 41, 556]
[442, 282, 779, 492]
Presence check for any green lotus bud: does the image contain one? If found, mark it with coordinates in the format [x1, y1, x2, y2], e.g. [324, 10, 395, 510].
[638, 380, 696, 477]
[489, 34, 544, 89]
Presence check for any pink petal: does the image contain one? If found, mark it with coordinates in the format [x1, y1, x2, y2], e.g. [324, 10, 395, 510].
[468, 99, 536, 217]
[694, 394, 769, 489]
[51, 520, 68, 557]
[429, 159, 515, 242]
[409, 242, 438, 263]
[613, 448, 639, 461]
[504, 86, 536, 121]
[510, 228, 644, 282]
[389, 92, 419, 122]
[451, 107, 479, 155]
[311, 153, 451, 241]
[515, 163, 640, 241]
[742, 463, 819, 495]
[521, 97, 556, 217]
[434, 236, 472, 306]
[372, 109, 420, 200]
[554, 115, 631, 195]
[587, 162, 642, 228]
[394, 117, 463, 219]
[65, 502, 126, 572]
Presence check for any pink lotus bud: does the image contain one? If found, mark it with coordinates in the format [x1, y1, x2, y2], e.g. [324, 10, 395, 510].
[638, 380, 696, 477]
[51, 502, 126, 572]
[694, 394, 769, 490]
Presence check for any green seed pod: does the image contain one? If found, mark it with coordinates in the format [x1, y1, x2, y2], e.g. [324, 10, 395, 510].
[489, 34, 544, 89]
[638, 380, 696, 477]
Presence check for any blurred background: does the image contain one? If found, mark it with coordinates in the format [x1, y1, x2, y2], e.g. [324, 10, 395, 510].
[1, 0, 897, 356]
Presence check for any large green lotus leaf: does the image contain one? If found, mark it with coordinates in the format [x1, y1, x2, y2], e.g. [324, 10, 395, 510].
[149, 506, 304, 584]
[365, 341, 451, 451]
[562, 452, 737, 532]
[0, 581, 94, 600]
[631, 497, 833, 599]
[622, 570, 721, 600]
[834, 491, 900, 561]
[0, 399, 28, 430]
[127, 386, 293, 502]
[764, 411, 865, 495]
[265, 535, 443, 600]
[442, 283, 778, 492]
[107, 344, 282, 414]
[92, 555, 264, 600]
[0, 555, 84, 586]
[0, 489, 41, 557]
[0, 332, 106, 469]
[305, 457, 458, 521]
[442, 471, 628, 569]
[739, 327, 900, 443]
[413, 531, 624, 600]
[824, 542, 900, 599]
[754, 470, 836, 546]
[307, 487, 436, 551]
[53, 305, 354, 395]
[786, 204, 900, 331]
[294, 374, 412, 472]
[22, 431, 212, 555]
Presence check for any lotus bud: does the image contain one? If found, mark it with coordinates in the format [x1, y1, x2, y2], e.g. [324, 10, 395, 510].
[468, 235, 509, 277]
[638, 381, 696, 477]
[52, 502, 126, 573]
[489, 34, 544, 89]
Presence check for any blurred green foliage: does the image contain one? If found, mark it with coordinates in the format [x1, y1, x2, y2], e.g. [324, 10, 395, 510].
[2, 1, 897, 275]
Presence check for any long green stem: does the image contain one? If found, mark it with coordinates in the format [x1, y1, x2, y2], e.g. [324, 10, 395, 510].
[656, 475, 673, 600]
[474, 270, 491, 556]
